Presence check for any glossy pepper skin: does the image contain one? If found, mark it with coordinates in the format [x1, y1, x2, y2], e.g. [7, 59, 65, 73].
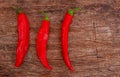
[61, 10, 75, 71]
[36, 15, 52, 70]
[15, 10, 30, 67]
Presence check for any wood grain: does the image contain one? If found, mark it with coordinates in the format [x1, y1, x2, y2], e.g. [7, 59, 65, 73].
[0, 0, 120, 77]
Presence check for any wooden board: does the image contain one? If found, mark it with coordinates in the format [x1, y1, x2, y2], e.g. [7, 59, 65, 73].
[0, 0, 120, 77]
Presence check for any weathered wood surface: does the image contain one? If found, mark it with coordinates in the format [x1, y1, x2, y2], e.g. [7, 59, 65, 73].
[0, 0, 120, 77]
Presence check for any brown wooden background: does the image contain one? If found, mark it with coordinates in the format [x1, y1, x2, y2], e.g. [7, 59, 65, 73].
[0, 0, 120, 77]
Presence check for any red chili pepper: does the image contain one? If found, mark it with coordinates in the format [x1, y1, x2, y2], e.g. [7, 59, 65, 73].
[61, 8, 81, 71]
[15, 8, 30, 67]
[36, 14, 52, 70]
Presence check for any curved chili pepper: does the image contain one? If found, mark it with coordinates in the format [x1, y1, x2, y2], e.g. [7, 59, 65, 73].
[36, 14, 52, 70]
[15, 8, 30, 67]
[61, 8, 80, 71]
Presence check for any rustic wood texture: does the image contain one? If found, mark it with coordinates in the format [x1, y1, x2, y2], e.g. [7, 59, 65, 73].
[0, 0, 120, 77]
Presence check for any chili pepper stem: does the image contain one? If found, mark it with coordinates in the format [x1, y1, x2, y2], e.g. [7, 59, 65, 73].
[68, 7, 82, 16]
[12, 6, 22, 14]
[43, 13, 49, 20]
[39, 11, 49, 21]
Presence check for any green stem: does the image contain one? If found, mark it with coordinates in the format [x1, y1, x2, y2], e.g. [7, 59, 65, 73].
[12, 7, 22, 14]
[40, 11, 49, 21]
[68, 7, 82, 16]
